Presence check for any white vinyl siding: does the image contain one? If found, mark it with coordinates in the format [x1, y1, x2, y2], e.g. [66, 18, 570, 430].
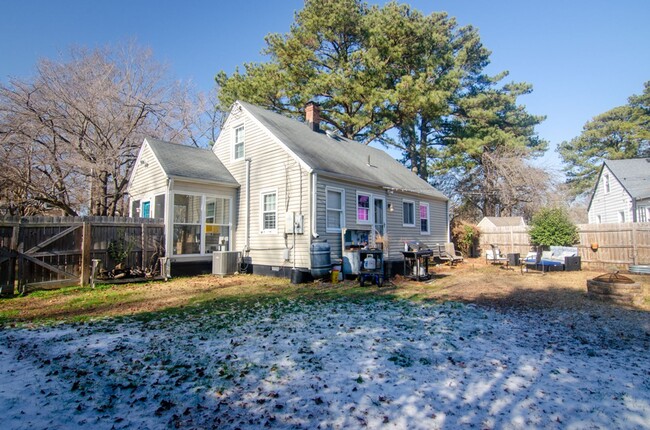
[127, 141, 167, 208]
[213, 106, 311, 268]
[588, 166, 634, 224]
[317, 176, 448, 261]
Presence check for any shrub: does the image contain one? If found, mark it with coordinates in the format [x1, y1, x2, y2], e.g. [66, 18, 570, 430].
[529, 207, 579, 247]
[451, 220, 480, 257]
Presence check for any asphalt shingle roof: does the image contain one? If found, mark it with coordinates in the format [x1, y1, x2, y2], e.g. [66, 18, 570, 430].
[480, 217, 526, 227]
[605, 158, 650, 200]
[146, 138, 238, 185]
[239, 101, 447, 200]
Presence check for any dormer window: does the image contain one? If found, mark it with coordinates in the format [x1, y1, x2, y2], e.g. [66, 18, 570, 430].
[233, 125, 245, 160]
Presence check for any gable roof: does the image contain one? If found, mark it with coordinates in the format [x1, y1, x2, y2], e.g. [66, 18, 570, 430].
[237, 101, 447, 200]
[604, 158, 650, 200]
[478, 216, 526, 228]
[145, 138, 238, 186]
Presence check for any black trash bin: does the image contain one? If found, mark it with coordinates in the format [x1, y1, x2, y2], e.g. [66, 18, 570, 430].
[507, 253, 520, 267]
[565, 256, 581, 271]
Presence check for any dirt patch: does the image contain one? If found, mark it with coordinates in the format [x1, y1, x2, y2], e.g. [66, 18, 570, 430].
[390, 258, 650, 312]
[1, 259, 648, 324]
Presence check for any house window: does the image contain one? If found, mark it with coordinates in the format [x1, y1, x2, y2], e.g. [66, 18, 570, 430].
[604, 173, 610, 193]
[403, 200, 415, 226]
[618, 210, 625, 223]
[154, 194, 165, 219]
[172, 194, 202, 255]
[638, 207, 647, 223]
[420, 202, 430, 234]
[233, 125, 245, 160]
[597, 215, 602, 224]
[357, 193, 371, 223]
[326, 187, 344, 232]
[131, 199, 141, 217]
[261, 191, 277, 233]
[205, 197, 231, 251]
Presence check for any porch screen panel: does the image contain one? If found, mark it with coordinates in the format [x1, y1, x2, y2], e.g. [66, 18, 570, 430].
[173, 194, 201, 255]
[205, 197, 231, 251]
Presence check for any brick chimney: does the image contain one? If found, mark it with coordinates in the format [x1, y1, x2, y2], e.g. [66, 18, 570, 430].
[305, 101, 320, 132]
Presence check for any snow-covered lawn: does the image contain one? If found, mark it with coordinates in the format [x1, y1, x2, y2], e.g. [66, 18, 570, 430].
[1, 297, 649, 429]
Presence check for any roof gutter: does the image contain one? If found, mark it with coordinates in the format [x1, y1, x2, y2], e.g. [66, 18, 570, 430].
[167, 175, 240, 188]
[310, 170, 447, 201]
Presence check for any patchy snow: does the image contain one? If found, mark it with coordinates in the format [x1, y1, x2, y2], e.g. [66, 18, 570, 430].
[1, 298, 649, 429]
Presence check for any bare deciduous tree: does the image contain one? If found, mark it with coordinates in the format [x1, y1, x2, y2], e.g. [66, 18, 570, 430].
[0, 43, 209, 216]
[448, 147, 554, 222]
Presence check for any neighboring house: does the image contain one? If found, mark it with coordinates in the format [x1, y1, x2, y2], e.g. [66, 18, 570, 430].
[588, 159, 650, 224]
[128, 101, 449, 276]
[477, 217, 526, 230]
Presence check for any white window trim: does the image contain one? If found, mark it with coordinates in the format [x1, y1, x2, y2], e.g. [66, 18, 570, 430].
[403, 199, 415, 227]
[232, 123, 245, 161]
[260, 188, 278, 234]
[419, 202, 430, 235]
[326, 186, 345, 233]
[356, 191, 372, 225]
[618, 210, 625, 223]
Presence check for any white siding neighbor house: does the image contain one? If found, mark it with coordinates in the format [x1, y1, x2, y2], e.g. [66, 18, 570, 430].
[128, 101, 449, 277]
[588, 159, 650, 224]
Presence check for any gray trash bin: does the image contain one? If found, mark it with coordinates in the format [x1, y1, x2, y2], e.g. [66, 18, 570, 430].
[507, 253, 520, 266]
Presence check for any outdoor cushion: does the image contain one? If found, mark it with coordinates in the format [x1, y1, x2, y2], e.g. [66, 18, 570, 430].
[540, 259, 563, 267]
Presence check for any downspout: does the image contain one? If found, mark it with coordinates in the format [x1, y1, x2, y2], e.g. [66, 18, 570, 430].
[310, 172, 319, 239]
[166, 178, 174, 260]
[446, 200, 450, 242]
[245, 158, 251, 253]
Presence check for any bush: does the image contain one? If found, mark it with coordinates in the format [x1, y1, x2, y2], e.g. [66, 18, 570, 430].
[451, 220, 480, 257]
[529, 207, 579, 247]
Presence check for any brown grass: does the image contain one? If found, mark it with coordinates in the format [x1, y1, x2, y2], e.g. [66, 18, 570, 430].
[1, 259, 648, 325]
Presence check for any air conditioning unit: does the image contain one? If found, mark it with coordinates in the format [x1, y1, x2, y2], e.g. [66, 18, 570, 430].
[212, 251, 240, 275]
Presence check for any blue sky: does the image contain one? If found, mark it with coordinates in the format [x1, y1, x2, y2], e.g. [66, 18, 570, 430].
[2, 0, 649, 172]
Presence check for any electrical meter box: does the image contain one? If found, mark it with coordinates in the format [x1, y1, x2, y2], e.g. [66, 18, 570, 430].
[285, 212, 304, 234]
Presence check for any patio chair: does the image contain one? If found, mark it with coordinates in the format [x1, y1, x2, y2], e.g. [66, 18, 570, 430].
[438, 243, 463, 265]
[486, 244, 508, 265]
[521, 247, 543, 274]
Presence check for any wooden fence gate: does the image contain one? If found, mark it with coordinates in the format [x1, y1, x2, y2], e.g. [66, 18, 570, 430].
[17, 219, 84, 291]
[0, 216, 165, 295]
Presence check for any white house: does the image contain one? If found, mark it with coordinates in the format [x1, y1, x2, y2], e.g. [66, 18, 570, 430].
[128, 101, 449, 277]
[588, 159, 650, 224]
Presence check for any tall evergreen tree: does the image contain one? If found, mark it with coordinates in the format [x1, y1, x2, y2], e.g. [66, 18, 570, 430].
[216, 0, 547, 218]
[559, 81, 650, 198]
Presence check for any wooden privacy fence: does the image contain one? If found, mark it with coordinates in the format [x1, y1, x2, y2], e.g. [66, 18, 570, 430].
[478, 222, 650, 270]
[0, 216, 164, 295]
